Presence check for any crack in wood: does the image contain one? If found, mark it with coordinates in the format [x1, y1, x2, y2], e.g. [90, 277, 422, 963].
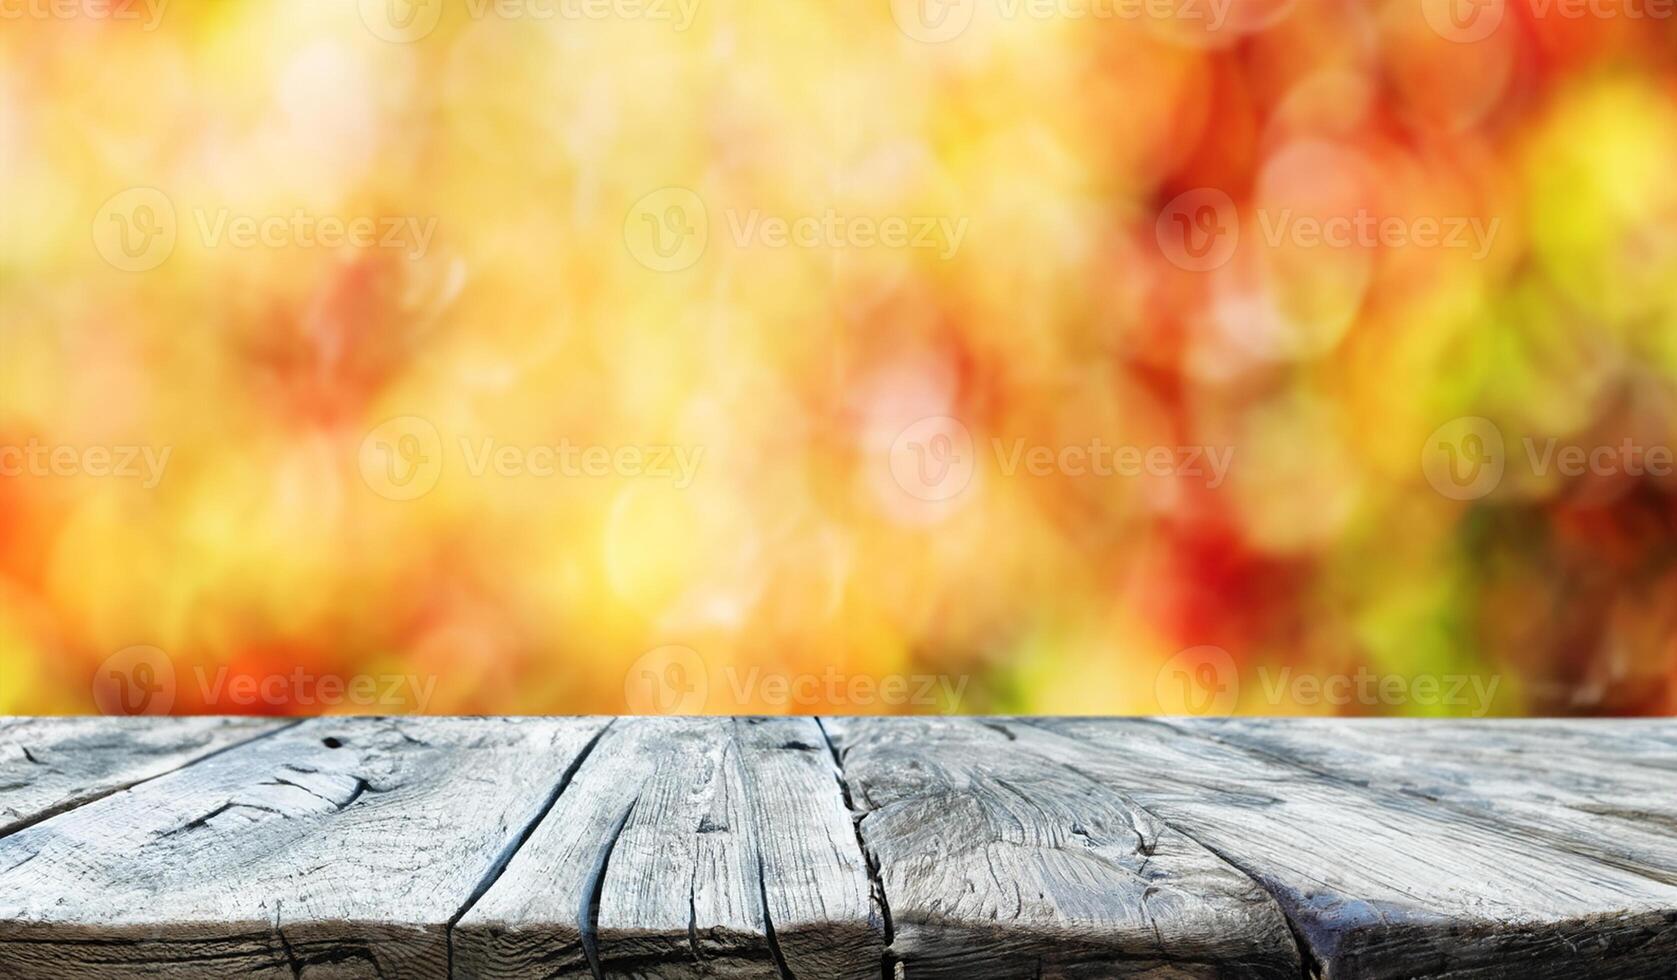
[757, 845, 796, 980]
[687, 873, 703, 966]
[6, 718, 1676, 978]
[1174, 717, 1677, 891]
[816, 717, 896, 980]
[1037, 717, 1677, 979]
[445, 719, 617, 979]
[824, 717, 1307, 978]
[0, 719, 303, 843]
[1172, 717, 1677, 902]
[272, 899, 303, 980]
[581, 798, 638, 980]
[1005, 718, 1323, 977]
[2, 718, 612, 979]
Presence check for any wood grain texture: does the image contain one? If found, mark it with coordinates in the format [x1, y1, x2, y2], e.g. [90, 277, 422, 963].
[454, 716, 885, 980]
[7, 716, 1677, 979]
[743, 717, 885, 980]
[0, 716, 610, 979]
[822, 716, 1303, 979]
[1185, 718, 1677, 886]
[0, 716, 283, 837]
[1037, 717, 1677, 980]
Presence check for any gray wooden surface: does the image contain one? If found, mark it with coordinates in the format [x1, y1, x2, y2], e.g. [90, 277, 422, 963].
[0, 717, 283, 837]
[1, 717, 1674, 979]
[0, 717, 610, 978]
[821, 717, 1300, 978]
[1036, 718, 1677, 979]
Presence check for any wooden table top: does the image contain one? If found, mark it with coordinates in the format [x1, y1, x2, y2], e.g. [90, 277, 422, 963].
[1, 716, 1674, 979]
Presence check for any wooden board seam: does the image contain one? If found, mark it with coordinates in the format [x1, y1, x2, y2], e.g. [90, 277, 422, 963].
[444, 718, 620, 979]
[816, 717, 895, 979]
[755, 842, 795, 980]
[579, 799, 638, 980]
[1006, 718, 1320, 975]
[1155, 717, 1677, 891]
[1026, 717, 1677, 978]
[0, 718, 306, 845]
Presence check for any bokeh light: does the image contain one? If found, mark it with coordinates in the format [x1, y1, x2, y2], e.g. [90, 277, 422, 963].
[2, 0, 1675, 717]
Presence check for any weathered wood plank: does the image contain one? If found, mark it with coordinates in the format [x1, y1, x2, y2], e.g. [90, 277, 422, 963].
[595, 717, 770, 978]
[1037, 717, 1677, 979]
[454, 716, 884, 980]
[1191, 717, 1677, 767]
[0, 716, 284, 837]
[742, 717, 885, 980]
[1184, 717, 1677, 886]
[821, 716, 1303, 979]
[0, 716, 610, 978]
[8, 716, 1676, 979]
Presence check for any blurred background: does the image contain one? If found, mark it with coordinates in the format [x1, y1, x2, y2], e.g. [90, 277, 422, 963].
[2, 0, 1675, 717]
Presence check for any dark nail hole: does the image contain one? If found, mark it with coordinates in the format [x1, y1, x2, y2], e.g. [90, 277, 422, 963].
[321, 737, 345, 749]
